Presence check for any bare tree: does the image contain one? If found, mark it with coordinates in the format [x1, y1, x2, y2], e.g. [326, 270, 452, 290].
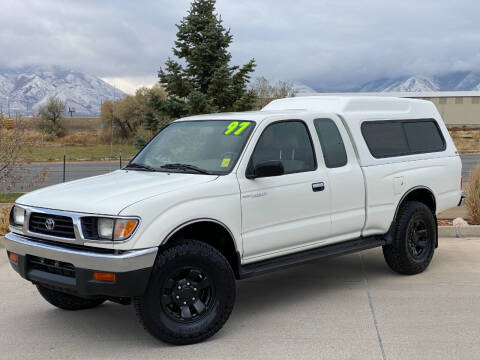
[252, 76, 297, 109]
[0, 116, 48, 193]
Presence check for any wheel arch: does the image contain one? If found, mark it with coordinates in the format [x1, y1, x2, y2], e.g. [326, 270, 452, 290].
[161, 218, 241, 279]
[394, 186, 436, 219]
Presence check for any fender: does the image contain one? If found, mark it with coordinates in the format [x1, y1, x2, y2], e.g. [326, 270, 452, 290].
[393, 185, 436, 220]
[161, 217, 240, 253]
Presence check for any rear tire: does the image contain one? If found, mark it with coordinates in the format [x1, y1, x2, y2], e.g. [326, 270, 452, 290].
[36, 285, 105, 310]
[383, 201, 436, 275]
[134, 239, 236, 345]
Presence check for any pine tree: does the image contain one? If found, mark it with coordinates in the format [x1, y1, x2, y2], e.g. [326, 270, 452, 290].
[153, 0, 257, 119]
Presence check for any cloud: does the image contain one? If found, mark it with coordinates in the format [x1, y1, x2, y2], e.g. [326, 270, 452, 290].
[1, 0, 480, 91]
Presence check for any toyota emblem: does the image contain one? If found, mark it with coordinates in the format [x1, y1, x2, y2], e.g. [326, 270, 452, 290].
[45, 218, 55, 231]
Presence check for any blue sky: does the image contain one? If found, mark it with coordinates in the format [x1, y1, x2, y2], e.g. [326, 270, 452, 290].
[1, 0, 480, 93]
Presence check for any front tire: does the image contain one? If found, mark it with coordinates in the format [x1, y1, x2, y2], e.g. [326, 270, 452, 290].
[383, 201, 436, 275]
[36, 285, 105, 310]
[134, 239, 236, 345]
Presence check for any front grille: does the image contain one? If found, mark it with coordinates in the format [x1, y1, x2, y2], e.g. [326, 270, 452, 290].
[29, 212, 75, 239]
[28, 255, 76, 278]
[81, 217, 99, 239]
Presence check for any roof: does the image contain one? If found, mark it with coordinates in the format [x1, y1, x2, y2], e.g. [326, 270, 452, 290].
[297, 91, 480, 98]
[177, 96, 439, 122]
[261, 96, 433, 115]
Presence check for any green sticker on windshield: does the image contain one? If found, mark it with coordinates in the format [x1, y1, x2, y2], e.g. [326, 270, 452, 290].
[224, 121, 250, 135]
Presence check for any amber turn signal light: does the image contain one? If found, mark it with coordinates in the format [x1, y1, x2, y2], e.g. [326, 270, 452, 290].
[93, 272, 116, 282]
[8, 252, 18, 263]
[114, 219, 138, 241]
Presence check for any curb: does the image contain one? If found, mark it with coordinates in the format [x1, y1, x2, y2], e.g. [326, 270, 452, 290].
[439, 226, 480, 238]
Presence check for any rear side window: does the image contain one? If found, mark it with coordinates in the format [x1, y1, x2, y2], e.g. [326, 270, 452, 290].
[361, 119, 445, 158]
[403, 121, 445, 153]
[313, 118, 347, 168]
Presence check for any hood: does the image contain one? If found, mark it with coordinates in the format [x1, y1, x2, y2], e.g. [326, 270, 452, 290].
[17, 170, 218, 215]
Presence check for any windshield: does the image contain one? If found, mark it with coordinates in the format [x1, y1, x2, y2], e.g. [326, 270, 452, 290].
[129, 120, 256, 174]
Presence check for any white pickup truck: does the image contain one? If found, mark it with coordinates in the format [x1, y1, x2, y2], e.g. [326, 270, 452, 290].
[5, 96, 462, 345]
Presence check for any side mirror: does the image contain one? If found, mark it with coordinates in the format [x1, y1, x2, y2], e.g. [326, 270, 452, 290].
[247, 160, 284, 179]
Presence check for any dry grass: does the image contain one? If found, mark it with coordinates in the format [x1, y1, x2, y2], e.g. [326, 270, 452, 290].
[0, 205, 12, 236]
[22, 117, 101, 131]
[448, 127, 480, 154]
[12, 127, 138, 162]
[24, 144, 138, 162]
[466, 165, 480, 225]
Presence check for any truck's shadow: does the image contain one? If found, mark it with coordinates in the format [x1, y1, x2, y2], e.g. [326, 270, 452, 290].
[36, 248, 394, 347]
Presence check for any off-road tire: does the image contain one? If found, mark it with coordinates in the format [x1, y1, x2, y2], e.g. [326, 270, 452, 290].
[383, 200, 436, 275]
[134, 239, 236, 345]
[36, 285, 105, 310]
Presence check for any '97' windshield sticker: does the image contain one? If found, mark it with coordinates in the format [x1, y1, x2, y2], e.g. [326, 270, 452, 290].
[221, 158, 231, 167]
[224, 121, 251, 135]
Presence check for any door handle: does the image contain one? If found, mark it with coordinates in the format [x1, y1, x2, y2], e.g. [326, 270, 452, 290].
[312, 182, 325, 192]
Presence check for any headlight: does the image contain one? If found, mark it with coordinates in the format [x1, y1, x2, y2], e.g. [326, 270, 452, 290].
[12, 206, 25, 226]
[90, 217, 139, 241]
[98, 218, 115, 239]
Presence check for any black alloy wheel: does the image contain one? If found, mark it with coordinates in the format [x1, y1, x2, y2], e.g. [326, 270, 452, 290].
[406, 217, 430, 260]
[160, 267, 215, 323]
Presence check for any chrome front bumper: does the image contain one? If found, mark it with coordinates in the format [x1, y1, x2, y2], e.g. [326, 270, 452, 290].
[4, 232, 157, 273]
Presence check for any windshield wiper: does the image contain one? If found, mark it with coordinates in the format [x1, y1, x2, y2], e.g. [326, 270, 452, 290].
[124, 163, 158, 172]
[160, 163, 212, 175]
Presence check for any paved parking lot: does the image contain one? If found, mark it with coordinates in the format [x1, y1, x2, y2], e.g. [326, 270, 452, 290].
[1, 237, 480, 359]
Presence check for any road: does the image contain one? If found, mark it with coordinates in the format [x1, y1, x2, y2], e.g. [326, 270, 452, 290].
[16, 154, 480, 192]
[15, 161, 122, 191]
[1, 237, 480, 359]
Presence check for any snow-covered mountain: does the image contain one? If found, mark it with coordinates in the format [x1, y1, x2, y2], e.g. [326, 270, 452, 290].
[0, 66, 125, 116]
[354, 71, 480, 93]
[292, 82, 317, 94]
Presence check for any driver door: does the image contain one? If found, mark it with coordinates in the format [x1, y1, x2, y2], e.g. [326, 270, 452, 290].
[237, 119, 331, 262]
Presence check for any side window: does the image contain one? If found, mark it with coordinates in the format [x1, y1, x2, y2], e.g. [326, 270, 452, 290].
[403, 121, 445, 153]
[250, 121, 316, 174]
[361, 119, 446, 158]
[361, 122, 410, 158]
[313, 118, 348, 168]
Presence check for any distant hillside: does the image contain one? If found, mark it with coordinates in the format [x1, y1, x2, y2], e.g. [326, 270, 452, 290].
[297, 71, 480, 93]
[353, 71, 480, 92]
[0, 66, 125, 116]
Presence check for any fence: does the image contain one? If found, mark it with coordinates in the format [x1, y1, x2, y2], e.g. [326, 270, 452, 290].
[12, 152, 127, 192]
[58, 151, 124, 183]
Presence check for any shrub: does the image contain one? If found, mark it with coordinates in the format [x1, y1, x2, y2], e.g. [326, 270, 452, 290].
[0, 205, 12, 236]
[37, 97, 67, 138]
[38, 117, 67, 138]
[466, 165, 480, 225]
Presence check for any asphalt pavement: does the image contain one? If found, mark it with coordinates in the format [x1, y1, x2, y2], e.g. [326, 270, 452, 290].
[1, 237, 480, 359]
[15, 161, 121, 191]
[16, 154, 480, 192]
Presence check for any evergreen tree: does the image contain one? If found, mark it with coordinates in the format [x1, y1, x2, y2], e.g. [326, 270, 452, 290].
[152, 0, 257, 120]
